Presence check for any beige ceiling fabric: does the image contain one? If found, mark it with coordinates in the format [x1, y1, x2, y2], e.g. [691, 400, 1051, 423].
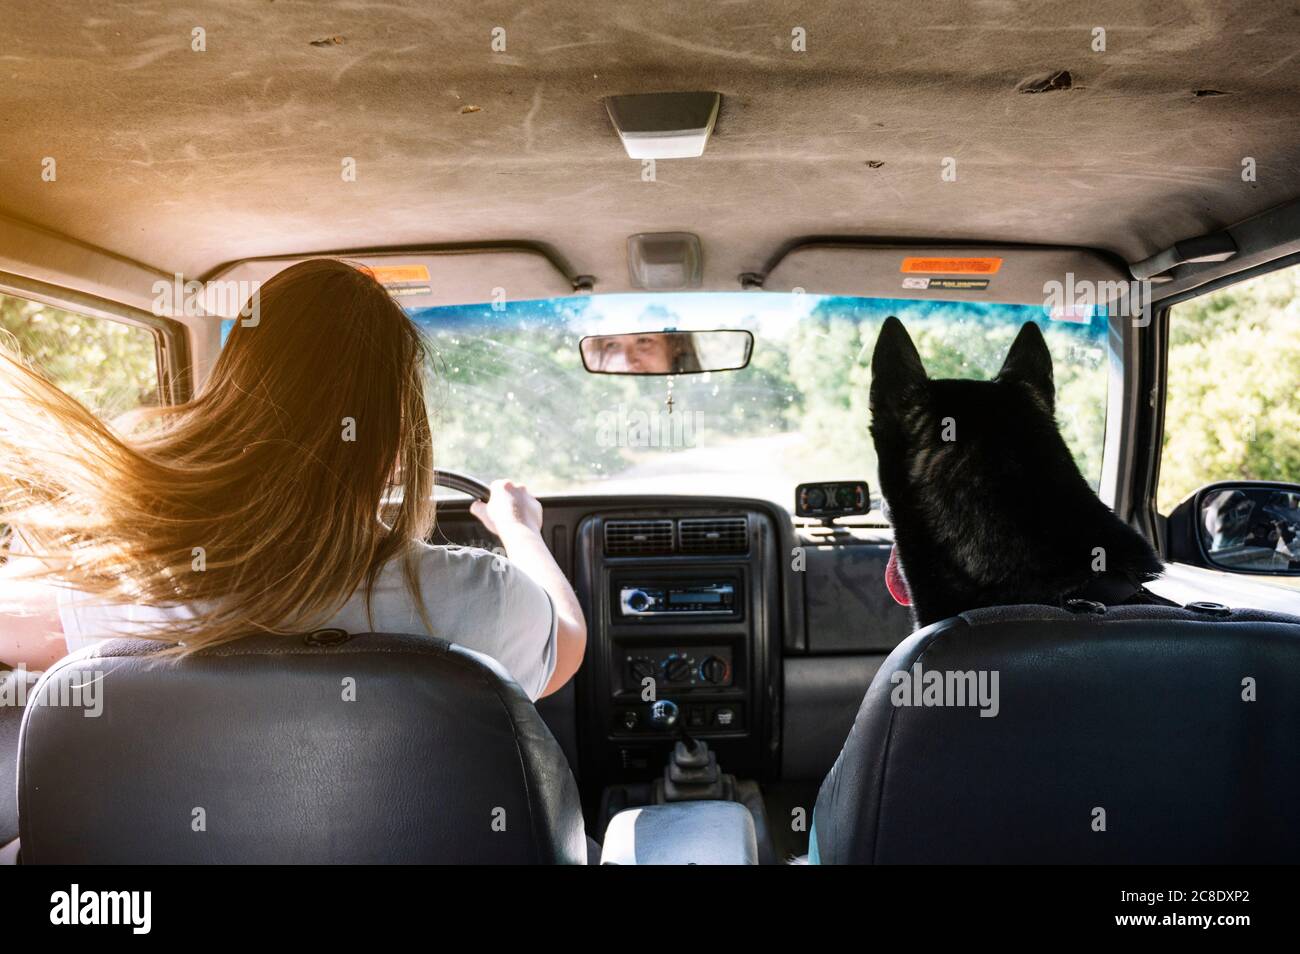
[1, 0, 1298, 298]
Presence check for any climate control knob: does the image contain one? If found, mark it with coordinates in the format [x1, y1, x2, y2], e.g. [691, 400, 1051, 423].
[628, 657, 658, 682]
[661, 654, 694, 683]
[699, 656, 729, 685]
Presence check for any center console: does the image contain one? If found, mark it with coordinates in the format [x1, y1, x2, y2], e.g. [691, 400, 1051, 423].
[608, 571, 744, 733]
[434, 494, 793, 859]
[574, 506, 782, 841]
[600, 801, 759, 865]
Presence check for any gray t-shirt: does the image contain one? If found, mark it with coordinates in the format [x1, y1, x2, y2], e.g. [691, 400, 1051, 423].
[56, 542, 559, 700]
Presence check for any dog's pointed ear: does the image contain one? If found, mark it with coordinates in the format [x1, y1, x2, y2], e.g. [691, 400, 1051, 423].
[871, 317, 927, 405]
[997, 321, 1054, 408]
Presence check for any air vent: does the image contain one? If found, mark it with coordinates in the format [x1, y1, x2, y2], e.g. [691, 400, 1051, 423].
[678, 517, 748, 554]
[604, 519, 674, 556]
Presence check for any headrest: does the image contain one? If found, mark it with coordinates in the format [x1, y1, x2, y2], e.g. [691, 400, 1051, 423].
[18, 631, 585, 864]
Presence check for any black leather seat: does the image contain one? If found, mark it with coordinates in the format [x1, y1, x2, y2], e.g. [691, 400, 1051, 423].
[0, 667, 32, 849]
[813, 603, 1300, 863]
[17, 631, 587, 863]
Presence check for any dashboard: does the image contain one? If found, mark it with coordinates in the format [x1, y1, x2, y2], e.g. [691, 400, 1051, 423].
[430, 493, 915, 818]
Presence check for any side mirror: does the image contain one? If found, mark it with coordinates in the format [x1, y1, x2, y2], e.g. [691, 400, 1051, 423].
[579, 329, 752, 375]
[1167, 481, 1300, 575]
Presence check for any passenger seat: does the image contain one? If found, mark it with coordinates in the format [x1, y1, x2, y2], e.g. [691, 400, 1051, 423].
[812, 603, 1300, 863]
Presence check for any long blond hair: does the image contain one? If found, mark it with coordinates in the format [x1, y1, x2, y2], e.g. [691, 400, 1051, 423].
[0, 258, 436, 651]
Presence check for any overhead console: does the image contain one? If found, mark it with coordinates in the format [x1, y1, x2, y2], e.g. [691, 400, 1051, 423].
[574, 507, 781, 787]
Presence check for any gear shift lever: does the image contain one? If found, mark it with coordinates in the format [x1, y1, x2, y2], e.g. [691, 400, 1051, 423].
[662, 734, 727, 802]
[649, 698, 679, 732]
[650, 698, 704, 758]
[648, 697, 727, 799]
[650, 698, 699, 756]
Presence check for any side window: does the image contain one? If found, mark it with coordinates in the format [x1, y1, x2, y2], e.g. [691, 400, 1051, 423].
[1159, 264, 1300, 515]
[0, 290, 160, 418]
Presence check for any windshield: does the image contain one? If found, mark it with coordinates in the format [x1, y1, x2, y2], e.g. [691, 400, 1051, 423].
[407, 293, 1108, 511]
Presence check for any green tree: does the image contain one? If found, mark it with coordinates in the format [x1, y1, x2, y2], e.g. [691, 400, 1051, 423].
[1160, 267, 1300, 512]
[0, 292, 158, 417]
[783, 299, 1106, 490]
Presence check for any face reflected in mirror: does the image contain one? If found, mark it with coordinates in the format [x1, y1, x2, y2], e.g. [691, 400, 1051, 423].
[585, 332, 697, 374]
[579, 330, 752, 375]
[1200, 486, 1300, 572]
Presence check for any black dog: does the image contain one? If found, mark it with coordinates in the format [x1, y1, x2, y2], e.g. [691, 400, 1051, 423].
[871, 316, 1163, 628]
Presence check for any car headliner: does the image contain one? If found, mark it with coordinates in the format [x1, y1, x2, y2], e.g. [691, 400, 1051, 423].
[2, 0, 1299, 294]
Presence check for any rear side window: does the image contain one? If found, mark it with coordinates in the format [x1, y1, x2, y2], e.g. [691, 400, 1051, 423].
[0, 290, 160, 418]
[1159, 263, 1300, 514]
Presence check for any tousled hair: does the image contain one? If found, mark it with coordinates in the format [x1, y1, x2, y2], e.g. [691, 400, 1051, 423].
[0, 258, 436, 652]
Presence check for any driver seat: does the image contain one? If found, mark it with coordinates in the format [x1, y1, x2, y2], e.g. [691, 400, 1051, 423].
[16, 631, 587, 863]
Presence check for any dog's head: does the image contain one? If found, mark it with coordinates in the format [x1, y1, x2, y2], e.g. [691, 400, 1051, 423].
[870, 316, 1161, 627]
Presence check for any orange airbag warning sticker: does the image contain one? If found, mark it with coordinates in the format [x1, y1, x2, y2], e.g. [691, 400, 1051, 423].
[366, 264, 431, 284]
[900, 257, 1003, 275]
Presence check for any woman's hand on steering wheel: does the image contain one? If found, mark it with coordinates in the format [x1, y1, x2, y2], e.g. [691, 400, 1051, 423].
[470, 480, 543, 538]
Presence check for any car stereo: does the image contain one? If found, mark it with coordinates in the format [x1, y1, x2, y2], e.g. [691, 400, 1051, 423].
[616, 580, 739, 619]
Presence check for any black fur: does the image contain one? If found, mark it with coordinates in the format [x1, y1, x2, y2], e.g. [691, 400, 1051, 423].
[870, 316, 1163, 628]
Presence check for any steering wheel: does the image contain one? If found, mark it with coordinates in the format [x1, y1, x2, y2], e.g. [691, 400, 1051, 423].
[433, 468, 490, 502]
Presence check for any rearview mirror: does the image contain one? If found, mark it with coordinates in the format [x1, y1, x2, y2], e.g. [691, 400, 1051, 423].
[1167, 481, 1300, 575]
[579, 330, 753, 375]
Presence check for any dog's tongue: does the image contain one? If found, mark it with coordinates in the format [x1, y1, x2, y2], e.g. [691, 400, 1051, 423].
[885, 544, 911, 606]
